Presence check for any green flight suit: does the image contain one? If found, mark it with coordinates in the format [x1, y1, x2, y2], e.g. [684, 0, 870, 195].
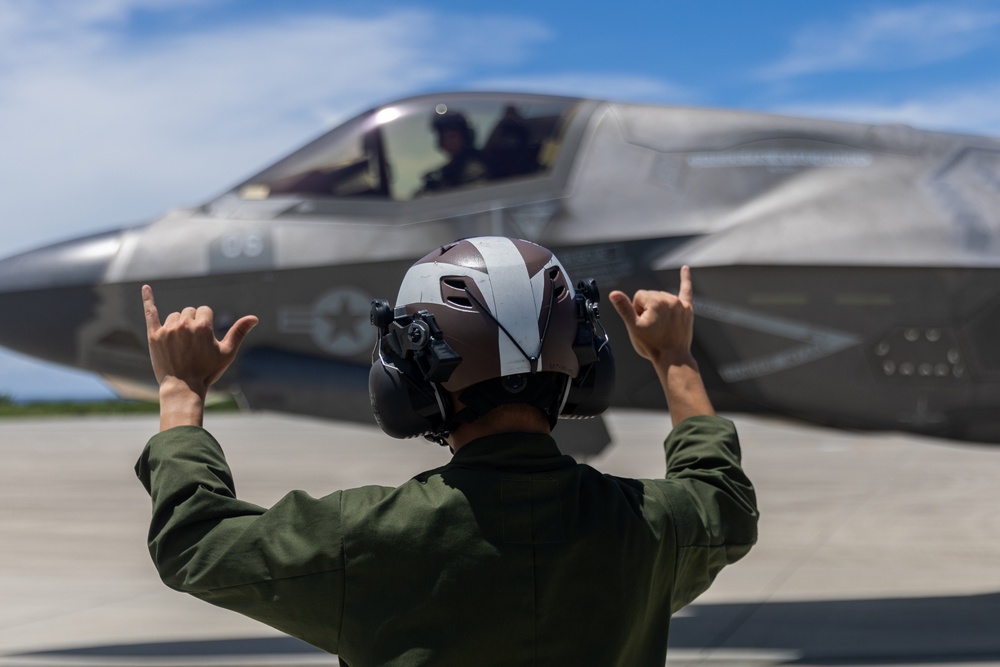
[136, 415, 758, 666]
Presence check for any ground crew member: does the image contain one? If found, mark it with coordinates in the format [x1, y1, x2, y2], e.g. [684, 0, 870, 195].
[137, 236, 758, 666]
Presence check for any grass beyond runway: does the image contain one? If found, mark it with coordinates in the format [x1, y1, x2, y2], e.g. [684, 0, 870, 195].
[0, 394, 239, 417]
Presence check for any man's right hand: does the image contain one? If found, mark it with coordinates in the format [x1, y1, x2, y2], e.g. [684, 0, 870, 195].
[608, 266, 713, 426]
[608, 266, 695, 364]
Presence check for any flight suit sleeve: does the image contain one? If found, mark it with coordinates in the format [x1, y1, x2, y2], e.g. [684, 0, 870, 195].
[135, 426, 346, 654]
[647, 415, 758, 613]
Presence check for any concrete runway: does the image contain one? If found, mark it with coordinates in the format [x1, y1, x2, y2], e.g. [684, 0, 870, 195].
[1, 410, 999, 666]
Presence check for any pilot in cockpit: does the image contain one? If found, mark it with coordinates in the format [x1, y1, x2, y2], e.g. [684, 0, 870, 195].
[419, 110, 488, 193]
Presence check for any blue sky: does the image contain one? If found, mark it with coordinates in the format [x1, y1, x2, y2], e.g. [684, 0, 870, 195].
[1, 0, 999, 399]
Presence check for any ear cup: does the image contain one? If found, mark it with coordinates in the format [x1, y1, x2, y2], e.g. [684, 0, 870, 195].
[369, 361, 448, 439]
[560, 279, 616, 419]
[561, 342, 615, 418]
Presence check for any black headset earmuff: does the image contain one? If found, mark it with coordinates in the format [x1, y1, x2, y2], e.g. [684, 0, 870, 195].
[368, 300, 462, 439]
[561, 278, 616, 419]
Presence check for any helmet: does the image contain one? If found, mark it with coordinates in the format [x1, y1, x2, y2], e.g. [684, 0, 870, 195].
[369, 236, 615, 442]
[431, 110, 475, 146]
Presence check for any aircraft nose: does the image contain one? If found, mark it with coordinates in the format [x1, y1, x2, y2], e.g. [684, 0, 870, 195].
[0, 229, 124, 366]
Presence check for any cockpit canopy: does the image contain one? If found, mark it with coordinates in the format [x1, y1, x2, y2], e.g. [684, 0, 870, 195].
[232, 93, 582, 202]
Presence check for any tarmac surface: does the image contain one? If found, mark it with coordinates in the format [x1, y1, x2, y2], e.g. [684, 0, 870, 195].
[1, 409, 999, 666]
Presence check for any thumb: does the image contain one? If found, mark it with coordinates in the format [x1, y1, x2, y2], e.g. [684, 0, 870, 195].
[220, 315, 259, 355]
[608, 291, 636, 328]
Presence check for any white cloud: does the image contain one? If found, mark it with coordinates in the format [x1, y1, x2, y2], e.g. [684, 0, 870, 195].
[0, 2, 549, 256]
[759, 3, 1000, 79]
[0, 0, 210, 68]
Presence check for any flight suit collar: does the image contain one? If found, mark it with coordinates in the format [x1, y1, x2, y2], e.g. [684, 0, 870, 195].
[450, 432, 576, 472]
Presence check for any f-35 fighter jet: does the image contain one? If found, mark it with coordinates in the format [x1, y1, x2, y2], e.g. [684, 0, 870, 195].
[2, 91, 999, 451]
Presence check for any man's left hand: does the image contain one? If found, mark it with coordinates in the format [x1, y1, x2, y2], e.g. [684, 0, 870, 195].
[143, 285, 257, 429]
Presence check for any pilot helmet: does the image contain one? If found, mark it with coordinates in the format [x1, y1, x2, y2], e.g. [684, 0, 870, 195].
[369, 236, 615, 443]
[430, 110, 475, 146]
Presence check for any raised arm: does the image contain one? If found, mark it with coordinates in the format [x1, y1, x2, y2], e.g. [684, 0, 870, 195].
[142, 285, 258, 431]
[608, 266, 714, 427]
[612, 269, 757, 612]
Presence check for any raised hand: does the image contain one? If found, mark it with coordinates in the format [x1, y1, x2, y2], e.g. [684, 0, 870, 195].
[142, 285, 258, 429]
[608, 267, 712, 425]
[608, 266, 694, 363]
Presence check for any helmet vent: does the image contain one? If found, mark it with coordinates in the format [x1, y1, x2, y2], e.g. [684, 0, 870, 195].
[548, 267, 569, 300]
[447, 295, 474, 308]
[442, 276, 476, 310]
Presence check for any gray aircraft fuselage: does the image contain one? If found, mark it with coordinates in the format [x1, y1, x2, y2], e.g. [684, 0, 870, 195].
[2, 91, 999, 450]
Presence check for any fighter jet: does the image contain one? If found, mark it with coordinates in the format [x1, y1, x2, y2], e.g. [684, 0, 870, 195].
[1, 90, 999, 451]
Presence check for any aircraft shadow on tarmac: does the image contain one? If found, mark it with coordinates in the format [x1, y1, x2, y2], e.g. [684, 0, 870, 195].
[11, 593, 1000, 665]
[670, 592, 1000, 664]
[13, 636, 325, 659]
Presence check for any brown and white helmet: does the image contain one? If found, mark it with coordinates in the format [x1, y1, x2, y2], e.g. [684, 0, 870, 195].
[369, 236, 614, 441]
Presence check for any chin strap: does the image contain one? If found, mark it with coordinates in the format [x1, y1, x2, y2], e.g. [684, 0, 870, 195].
[423, 404, 480, 446]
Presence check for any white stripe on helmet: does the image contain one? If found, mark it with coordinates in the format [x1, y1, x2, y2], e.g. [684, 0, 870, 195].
[396, 237, 573, 376]
[466, 237, 542, 375]
[395, 237, 573, 378]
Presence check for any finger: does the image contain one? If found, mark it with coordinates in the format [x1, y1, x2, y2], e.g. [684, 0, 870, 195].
[195, 305, 214, 326]
[142, 285, 161, 336]
[678, 266, 693, 306]
[219, 315, 259, 355]
[608, 290, 637, 327]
